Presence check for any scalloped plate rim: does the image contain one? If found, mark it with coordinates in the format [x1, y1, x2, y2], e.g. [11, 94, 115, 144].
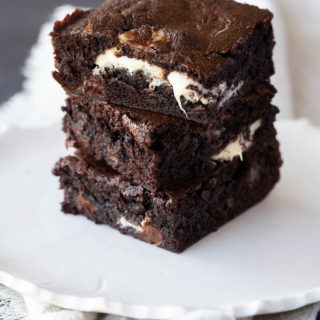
[1, 269, 320, 319]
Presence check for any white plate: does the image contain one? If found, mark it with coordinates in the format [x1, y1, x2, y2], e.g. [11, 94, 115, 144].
[0, 119, 320, 320]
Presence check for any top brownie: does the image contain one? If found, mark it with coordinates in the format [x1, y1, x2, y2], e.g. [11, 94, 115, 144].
[51, 0, 274, 123]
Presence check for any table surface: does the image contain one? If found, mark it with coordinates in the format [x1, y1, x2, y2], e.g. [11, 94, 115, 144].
[0, 0, 101, 105]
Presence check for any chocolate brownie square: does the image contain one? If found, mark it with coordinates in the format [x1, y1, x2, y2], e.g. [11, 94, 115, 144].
[53, 138, 282, 253]
[63, 82, 278, 191]
[51, 0, 275, 123]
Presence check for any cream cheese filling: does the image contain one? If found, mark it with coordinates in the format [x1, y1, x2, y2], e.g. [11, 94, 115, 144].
[212, 119, 262, 162]
[93, 31, 244, 115]
[118, 216, 144, 233]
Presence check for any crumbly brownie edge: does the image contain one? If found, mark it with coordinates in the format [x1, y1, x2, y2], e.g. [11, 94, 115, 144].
[53, 140, 282, 253]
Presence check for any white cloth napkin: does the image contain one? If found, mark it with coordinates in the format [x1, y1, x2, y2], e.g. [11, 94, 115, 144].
[0, 1, 319, 320]
[0, 6, 69, 133]
[276, 0, 320, 125]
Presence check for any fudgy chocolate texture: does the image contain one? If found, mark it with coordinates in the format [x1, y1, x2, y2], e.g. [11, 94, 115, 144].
[63, 83, 278, 191]
[51, 0, 275, 123]
[53, 140, 282, 253]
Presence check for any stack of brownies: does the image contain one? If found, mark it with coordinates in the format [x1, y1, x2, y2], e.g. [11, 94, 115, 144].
[52, 0, 282, 253]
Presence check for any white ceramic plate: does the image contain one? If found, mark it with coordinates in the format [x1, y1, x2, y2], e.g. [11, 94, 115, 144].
[0, 119, 320, 320]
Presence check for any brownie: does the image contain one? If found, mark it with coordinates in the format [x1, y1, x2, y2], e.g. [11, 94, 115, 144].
[53, 138, 282, 253]
[51, 0, 275, 123]
[63, 83, 278, 191]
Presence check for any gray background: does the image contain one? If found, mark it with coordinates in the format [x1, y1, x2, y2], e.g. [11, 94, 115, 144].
[0, 0, 101, 105]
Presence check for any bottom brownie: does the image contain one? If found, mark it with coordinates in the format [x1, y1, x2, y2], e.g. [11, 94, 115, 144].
[53, 140, 281, 253]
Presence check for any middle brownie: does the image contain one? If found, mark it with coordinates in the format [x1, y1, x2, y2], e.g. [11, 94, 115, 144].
[63, 82, 277, 191]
